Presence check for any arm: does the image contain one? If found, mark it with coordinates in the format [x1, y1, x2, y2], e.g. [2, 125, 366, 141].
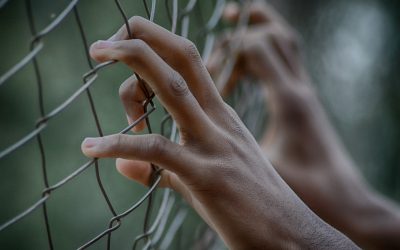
[80, 14, 357, 249]
[208, 2, 400, 249]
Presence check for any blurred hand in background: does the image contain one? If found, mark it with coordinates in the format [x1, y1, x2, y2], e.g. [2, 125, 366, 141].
[208, 1, 400, 249]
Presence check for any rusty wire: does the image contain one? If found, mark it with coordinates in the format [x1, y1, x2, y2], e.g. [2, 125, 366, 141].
[0, 0, 260, 249]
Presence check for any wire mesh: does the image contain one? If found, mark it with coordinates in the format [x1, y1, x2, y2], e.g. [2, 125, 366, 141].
[0, 0, 263, 249]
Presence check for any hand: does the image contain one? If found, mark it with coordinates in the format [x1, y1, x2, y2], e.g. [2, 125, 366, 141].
[208, 1, 306, 97]
[81, 15, 356, 249]
[209, 2, 400, 249]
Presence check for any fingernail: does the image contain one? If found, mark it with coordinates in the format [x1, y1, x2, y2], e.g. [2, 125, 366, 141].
[83, 137, 100, 148]
[94, 40, 114, 49]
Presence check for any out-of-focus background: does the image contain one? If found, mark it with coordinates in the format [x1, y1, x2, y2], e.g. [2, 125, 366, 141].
[276, 0, 400, 198]
[0, 0, 399, 249]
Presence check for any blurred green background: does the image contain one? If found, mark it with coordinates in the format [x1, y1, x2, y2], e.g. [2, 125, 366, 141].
[0, 0, 399, 249]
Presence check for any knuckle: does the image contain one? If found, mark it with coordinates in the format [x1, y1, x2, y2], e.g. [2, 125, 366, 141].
[167, 72, 189, 97]
[224, 103, 239, 118]
[128, 16, 145, 36]
[132, 39, 147, 53]
[132, 39, 147, 50]
[109, 134, 124, 152]
[180, 39, 202, 65]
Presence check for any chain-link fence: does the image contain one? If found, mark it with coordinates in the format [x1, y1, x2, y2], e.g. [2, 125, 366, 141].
[0, 0, 266, 249]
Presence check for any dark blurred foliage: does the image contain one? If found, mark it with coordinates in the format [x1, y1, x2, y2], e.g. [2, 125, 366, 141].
[0, 0, 399, 249]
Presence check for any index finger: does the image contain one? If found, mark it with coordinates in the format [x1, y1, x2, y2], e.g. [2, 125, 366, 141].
[108, 16, 224, 111]
[90, 39, 212, 136]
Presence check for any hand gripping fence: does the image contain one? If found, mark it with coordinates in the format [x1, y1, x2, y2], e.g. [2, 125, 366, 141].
[0, 0, 265, 249]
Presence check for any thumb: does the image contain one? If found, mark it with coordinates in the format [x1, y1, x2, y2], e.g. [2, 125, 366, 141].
[115, 158, 191, 198]
[81, 134, 186, 174]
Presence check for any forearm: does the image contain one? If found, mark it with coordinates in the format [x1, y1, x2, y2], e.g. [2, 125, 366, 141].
[202, 166, 358, 249]
[299, 169, 400, 250]
[275, 187, 359, 250]
[257, 83, 400, 249]
[344, 187, 400, 249]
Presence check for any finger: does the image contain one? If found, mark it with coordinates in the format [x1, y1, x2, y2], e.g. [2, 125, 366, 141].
[208, 29, 285, 93]
[82, 134, 188, 174]
[269, 30, 303, 79]
[115, 158, 193, 204]
[206, 31, 233, 76]
[206, 32, 245, 97]
[90, 39, 212, 133]
[116, 158, 153, 185]
[108, 16, 224, 110]
[119, 75, 146, 132]
[116, 158, 185, 190]
[253, 39, 314, 125]
[206, 45, 243, 97]
[223, 1, 285, 25]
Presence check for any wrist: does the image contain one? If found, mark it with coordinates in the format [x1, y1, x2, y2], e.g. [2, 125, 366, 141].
[275, 194, 359, 250]
[345, 189, 400, 249]
[215, 174, 357, 249]
[260, 192, 359, 250]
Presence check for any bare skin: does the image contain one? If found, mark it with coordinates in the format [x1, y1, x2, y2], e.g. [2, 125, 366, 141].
[208, 2, 400, 249]
[80, 11, 357, 250]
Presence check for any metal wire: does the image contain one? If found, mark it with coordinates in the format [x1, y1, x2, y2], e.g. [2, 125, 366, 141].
[0, 0, 258, 249]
